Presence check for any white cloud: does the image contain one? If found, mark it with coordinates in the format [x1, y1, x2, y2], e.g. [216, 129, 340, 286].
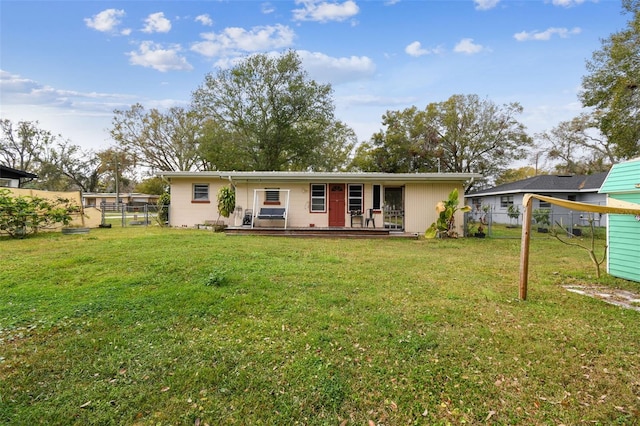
[405, 41, 427, 57]
[128, 41, 193, 72]
[292, 0, 359, 23]
[142, 12, 171, 33]
[195, 14, 213, 27]
[474, 0, 500, 11]
[338, 93, 417, 107]
[454, 38, 485, 54]
[404, 41, 442, 57]
[262, 2, 276, 14]
[191, 24, 295, 58]
[514, 27, 581, 41]
[0, 70, 190, 149]
[0, 70, 131, 107]
[142, 12, 172, 34]
[297, 50, 375, 84]
[84, 9, 129, 35]
[550, 0, 586, 7]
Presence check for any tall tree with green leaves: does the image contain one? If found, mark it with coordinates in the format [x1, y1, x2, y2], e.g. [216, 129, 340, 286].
[1, 119, 106, 192]
[425, 95, 532, 185]
[537, 113, 616, 174]
[0, 119, 51, 172]
[110, 104, 204, 172]
[350, 107, 439, 173]
[192, 50, 353, 171]
[494, 166, 539, 186]
[352, 95, 532, 190]
[580, 0, 640, 160]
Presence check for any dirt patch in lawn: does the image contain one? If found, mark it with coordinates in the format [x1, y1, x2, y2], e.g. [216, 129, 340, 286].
[563, 285, 640, 312]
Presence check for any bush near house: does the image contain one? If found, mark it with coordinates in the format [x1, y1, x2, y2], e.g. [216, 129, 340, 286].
[0, 189, 80, 238]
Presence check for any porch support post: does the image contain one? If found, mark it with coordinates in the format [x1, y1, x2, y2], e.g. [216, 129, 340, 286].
[519, 194, 533, 300]
[284, 189, 290, 229]
[251, 189, 258, 229]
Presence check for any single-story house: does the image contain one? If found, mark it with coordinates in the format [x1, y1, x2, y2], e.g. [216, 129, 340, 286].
[598, 158, 640, 282]
[465, 173, 609, 226]
[0, 165, 38, 188]
[157, 171, 480, 235]
[82, 192, 161, 209]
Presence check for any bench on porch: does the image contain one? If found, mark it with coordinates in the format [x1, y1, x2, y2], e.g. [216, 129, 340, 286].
[256, 207, 287, 220]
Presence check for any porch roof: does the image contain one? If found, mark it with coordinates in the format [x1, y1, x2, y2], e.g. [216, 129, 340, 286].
[158, 171, 480, 185]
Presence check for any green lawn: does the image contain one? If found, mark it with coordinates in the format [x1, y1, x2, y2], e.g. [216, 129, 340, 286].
[1, 228, 639, 425]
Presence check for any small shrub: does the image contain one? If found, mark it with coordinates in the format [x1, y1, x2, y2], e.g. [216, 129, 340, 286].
[205, 268, 229, 287]
[157, 192, 170, 225]
[0, 189, 80, 238]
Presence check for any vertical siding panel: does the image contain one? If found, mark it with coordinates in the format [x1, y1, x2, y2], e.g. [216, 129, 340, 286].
[607, 194, 640, 282]
[602, 158, 640, 282]
[404, 183, 465, 235]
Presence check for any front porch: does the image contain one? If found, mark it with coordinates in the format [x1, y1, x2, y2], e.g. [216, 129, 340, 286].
[224, 226, 419, 239]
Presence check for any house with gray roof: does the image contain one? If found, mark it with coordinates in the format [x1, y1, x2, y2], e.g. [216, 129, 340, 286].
[0, 165, 38, 188]
[465, 173, 609, 227]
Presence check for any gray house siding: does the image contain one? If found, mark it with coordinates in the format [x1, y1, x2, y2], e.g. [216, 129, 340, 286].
[466, 173, 608, 226]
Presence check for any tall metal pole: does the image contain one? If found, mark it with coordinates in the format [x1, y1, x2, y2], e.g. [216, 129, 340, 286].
[115, 153, 120, 212]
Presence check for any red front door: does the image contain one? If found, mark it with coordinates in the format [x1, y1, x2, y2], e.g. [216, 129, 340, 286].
[328, 184, 345, 227]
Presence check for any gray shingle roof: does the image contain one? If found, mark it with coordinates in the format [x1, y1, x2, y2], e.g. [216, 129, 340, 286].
[467, 172, 609, 196]
[0, 165, 38, 179]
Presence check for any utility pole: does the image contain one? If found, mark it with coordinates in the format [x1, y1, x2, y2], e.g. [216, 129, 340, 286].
[115, 153, 120, 212]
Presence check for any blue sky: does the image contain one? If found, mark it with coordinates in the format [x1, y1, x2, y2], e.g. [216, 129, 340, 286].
[0, 0, 629, 160]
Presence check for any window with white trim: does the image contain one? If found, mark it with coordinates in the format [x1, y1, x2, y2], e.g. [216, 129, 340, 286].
[193, 184, 209, 201]
[500, 195, 514, 208]
[310, 184, 326, 212]
[348, 184, 363, 212]
[265, 188, 280, 204]
[372, 184, 381, 210]
[539, 195, 551, 208]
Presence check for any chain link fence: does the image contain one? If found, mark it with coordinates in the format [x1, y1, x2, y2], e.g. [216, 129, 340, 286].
[464, 205, 606, 239]
[100, 202, 164, 227]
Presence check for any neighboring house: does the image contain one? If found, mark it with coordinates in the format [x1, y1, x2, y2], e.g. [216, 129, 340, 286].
[599, 158, 640, 283]
[0, 165, 38, 188]
[82, 192, 161, 209]
[157, 171, 480, 234]
[465, 173, 609, 226]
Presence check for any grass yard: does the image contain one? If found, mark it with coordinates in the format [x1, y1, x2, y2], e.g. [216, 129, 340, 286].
[1, 227, 639, 425]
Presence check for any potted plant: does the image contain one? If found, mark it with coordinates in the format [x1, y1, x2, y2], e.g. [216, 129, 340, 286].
[532, 208, 551, 233]
[215, 185, 235, 231]
[425, 188, 471, 238]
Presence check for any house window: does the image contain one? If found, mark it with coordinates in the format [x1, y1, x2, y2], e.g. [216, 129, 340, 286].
[372, 184, 381, 210]
[539, 195, 551, 208]
[471, 197, 482, 210]
[500, 195, 514, 208]
[0, 178, 11, 187]
[310, 184, 326, 212]
[265, 188, 280, 204]
[193, 184, 209, 202]
[348, 184, 363, 212]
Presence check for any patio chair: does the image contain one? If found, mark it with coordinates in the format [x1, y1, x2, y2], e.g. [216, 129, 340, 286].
[242, 209, 253, 226]
[365, 208, 376, 228]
